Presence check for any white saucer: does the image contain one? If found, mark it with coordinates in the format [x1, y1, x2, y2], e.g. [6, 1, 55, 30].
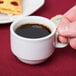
[0, 0, 45, 24]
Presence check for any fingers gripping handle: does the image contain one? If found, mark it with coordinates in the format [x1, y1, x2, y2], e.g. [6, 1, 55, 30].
[56, 33, 68, 48]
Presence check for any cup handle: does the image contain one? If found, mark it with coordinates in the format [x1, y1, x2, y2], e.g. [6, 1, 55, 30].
[56, 33, 68, 48]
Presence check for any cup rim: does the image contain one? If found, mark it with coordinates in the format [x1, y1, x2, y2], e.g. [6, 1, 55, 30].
[10, 16, 56, 41]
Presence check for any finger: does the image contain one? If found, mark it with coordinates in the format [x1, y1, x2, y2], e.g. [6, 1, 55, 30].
[68, 21, 76, 37]
[63, 5, 76, 22]
[69, 38, 76, 49]
[58, 35, 68, 43]
[58, 21, 76, 37]
[57, 17, 70, 36]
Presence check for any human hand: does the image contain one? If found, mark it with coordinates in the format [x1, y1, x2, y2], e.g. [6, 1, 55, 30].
[57, 5, 76, 49]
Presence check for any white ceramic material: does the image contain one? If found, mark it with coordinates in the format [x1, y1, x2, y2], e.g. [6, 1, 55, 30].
[0, 0, 45, 24]
[10, 16, 67, 65]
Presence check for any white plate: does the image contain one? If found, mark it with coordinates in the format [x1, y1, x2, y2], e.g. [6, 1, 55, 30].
[0, 0, 45, 24]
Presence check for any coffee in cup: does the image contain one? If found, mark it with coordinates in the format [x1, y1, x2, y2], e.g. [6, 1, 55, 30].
[15, 23, 51, 39]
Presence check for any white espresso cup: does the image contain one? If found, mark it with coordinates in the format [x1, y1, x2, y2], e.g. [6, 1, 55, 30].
[10, 16, 67, 64]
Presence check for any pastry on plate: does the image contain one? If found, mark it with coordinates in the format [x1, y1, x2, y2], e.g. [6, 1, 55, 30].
[0, 0, 22, 15]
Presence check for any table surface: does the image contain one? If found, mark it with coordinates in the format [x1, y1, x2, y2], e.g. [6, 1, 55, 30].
[0, 0, 76, 76]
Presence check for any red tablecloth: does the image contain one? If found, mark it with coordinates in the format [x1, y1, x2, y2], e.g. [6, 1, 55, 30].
[0, 0, 76, 76]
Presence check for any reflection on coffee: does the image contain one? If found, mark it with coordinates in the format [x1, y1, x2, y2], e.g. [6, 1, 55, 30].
[15, 23, 51, 38]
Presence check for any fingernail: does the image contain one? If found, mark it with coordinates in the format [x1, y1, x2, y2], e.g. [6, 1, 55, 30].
[58, 22, 69, 36]
[58, 25, 65, 34]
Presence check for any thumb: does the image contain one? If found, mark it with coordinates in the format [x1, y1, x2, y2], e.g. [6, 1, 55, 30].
[58, 18, 76, 37]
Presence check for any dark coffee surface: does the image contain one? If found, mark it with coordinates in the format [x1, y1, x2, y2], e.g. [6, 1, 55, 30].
[15, 24, 51, 38]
